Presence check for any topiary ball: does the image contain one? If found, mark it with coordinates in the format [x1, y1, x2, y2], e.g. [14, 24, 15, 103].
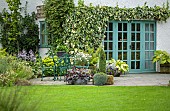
[93, 72, 107, 86]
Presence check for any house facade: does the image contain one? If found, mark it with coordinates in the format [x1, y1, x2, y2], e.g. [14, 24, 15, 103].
[0, 0, 170, 73]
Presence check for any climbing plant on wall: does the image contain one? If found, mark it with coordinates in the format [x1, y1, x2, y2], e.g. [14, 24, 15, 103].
[1, 0, 21, 54]
[19, 12, 39, 53]
[63, 1, 108, 51]
[44, 0, 75, 48]
[0, 1, 39, 54]
[44, 0, 170, 52]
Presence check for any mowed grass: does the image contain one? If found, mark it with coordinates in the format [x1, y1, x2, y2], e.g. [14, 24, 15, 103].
[1, 86, 170, 111]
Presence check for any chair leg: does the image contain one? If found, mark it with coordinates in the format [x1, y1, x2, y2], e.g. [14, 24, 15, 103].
[53, 75, 56, 81]
[41, 72, 44, 81]
[53, 68, 57, 81]
[60, 71, 62, 81]
[59, 69, 62, 81]
[41, 68, 44, 81]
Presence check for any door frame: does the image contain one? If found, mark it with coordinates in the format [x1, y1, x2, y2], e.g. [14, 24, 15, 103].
[104, 20, 156, 73]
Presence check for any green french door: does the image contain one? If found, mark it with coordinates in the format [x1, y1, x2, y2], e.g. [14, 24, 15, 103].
[104, 21, 156, 73]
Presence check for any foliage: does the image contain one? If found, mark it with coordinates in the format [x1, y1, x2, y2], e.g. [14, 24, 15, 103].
[106, 59, 116, 75]
[0, 48, 8, 57]
[44, 0, 170, 52]
[106, 59, 129, 75]
[19, 11, 39, 53]
[63, 1, 108, 51]
[42, 56, 58, 76]
[99, 46, 106, 73]
[115, 60, 129, 73]
[93, 72, 107, 85]
[30, 57, 42, 78]
[66, 67, 91, 85]
[0, 1, 39, 54]
[152, 50, 170, 64]
[56, 45, 69, 52]
[1, 0, 21, 54]
[18, 49, 36, 62]
[44, 0, 75, 48]
[0, 49, 33, 86]
[17, 49, 41, 77]
[74, 51, 91, 66]
[0, 87, 40, 111]
[62, 0, 170, 51]
[86, 47, 99, 66]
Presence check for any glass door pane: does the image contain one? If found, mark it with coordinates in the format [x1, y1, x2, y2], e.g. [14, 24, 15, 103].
[130, 23, 141, 70]
[144, 23, 155, 70]
[118, 23, 128, 63]
[104, 22, 114, 60]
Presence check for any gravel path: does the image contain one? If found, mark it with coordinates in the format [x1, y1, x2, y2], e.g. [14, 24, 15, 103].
[29, 74, 170, 86]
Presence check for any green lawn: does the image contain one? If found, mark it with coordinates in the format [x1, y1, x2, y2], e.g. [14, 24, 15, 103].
[1, 86, 170, 111]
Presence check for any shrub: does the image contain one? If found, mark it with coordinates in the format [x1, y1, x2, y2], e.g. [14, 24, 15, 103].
[0, 50, 33, 86]
[99, 47, 106, 73]
[93, 72, 107, 86]
[0, 59, 33, 86]
[42, 56, 58, 76]
[18, 49, 41, 78]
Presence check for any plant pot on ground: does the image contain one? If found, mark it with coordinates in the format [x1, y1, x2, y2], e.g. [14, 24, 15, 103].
[106, 75, 114, 85]
[152, 50, 170, 73]
[160, 63, 170, 73]
[56, 45, 68, 57]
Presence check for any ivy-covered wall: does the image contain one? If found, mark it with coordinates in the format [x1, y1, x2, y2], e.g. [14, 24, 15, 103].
[62, 0, 170, 53]
[1, 0, 170, 54]
[74, 0, 170, 8]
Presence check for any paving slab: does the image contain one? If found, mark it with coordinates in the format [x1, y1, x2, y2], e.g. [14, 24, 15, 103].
[30, 74, 170, 86]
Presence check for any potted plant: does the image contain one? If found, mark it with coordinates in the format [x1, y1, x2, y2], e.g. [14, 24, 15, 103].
[56, 45, 68, 57]
[106, 59, 129, 77]
[152, 50, 170, 73]
[106, 59, 116, 75]
[116, 60, 129, 74]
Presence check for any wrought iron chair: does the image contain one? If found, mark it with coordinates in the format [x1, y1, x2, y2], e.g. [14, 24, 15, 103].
[40, 52, 58, 81]
[55, 53, 72, 81]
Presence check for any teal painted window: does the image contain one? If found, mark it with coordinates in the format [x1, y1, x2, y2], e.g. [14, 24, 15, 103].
[40, 21, 48, 47]
[104, 21, 156, 73]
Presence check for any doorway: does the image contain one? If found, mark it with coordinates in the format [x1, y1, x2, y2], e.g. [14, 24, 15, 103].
[104, 21, 156, 73]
